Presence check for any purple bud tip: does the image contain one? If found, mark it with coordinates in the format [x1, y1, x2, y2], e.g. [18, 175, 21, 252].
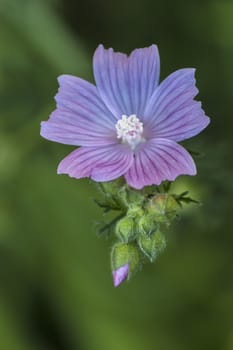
[112, 263, 129, 287]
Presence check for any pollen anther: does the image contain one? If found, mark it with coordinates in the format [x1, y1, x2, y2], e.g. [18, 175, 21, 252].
[115, 114, 144, 150]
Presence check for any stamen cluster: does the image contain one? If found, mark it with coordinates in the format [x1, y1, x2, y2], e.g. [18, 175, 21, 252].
[115, 115, 144, 150]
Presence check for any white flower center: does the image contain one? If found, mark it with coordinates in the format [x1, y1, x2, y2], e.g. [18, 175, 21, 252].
[115, 114, 145, 150]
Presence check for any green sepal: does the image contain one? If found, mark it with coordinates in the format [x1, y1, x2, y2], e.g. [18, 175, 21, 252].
[137, 213, 158, 236]
[96, 178, 128, 212]
[147, 194, 179, 223]
[173, 191, 200, 207]
[111, 242, 141, 278]
[99, 178, 125, 196]
[127, 206, 144, 220]
[117, 185, 145, 210]
[115, 216, 136, 243]
[138, 231, 166, 262]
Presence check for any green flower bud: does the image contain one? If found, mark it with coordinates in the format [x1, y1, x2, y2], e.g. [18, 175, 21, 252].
[127, 205, 144, 219]
[97, 179, 127, 211]
[117, 186, 144, 210]
[126, 188, 144, 206]
[147, 194, 179, 223]
[138, 231, 166, 262]
[137, 214, 157, 235]
[115, 216, 135, 242]
[99, 178, 125, 196]
[111, 242, 141, 282]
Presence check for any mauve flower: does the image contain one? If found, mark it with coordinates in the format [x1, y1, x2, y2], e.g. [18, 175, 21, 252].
[40, 44, 210, 189]
[112, 263, 129, 287]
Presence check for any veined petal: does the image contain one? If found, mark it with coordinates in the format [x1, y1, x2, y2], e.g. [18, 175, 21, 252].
[143, 69, 208, 140]
[127, 45, 160, 116]
[56, 75, 116, 127]
[93, 44, 160, 118]
[41, 109, 117, 147]
[40, 75, 117, 146]
[150, 101, 210, 141]
[57, 144, 133, 182]
[125, 138, 196, 189]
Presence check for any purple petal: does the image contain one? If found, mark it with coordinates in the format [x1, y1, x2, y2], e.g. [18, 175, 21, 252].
[41, 110, 116, 147]
[127, 45, 160, 116]
[112, 263, 129, 287]
[57, 144, 133, 182]
[143, 69, 209, 141]
[93, 44, 160, 118]
[125, 138, 196, 189]
[41, 75, 117, 147]
[149, 101, 210, 141]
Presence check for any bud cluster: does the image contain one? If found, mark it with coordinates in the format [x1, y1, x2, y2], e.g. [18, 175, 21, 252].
[111, 191, 180, 284]
[95, 179, 187, 287]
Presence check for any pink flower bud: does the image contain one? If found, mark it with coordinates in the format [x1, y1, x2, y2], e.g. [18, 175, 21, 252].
[112, 263, 129, 287]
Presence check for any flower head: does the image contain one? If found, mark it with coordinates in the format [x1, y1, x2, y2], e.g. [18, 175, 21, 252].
[40, 44, 210, 189]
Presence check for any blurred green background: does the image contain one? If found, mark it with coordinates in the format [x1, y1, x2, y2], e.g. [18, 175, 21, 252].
[0, 0, 233, 349]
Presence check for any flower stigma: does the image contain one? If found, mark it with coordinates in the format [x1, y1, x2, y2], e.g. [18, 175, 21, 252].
[115, 114, 145, 150]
